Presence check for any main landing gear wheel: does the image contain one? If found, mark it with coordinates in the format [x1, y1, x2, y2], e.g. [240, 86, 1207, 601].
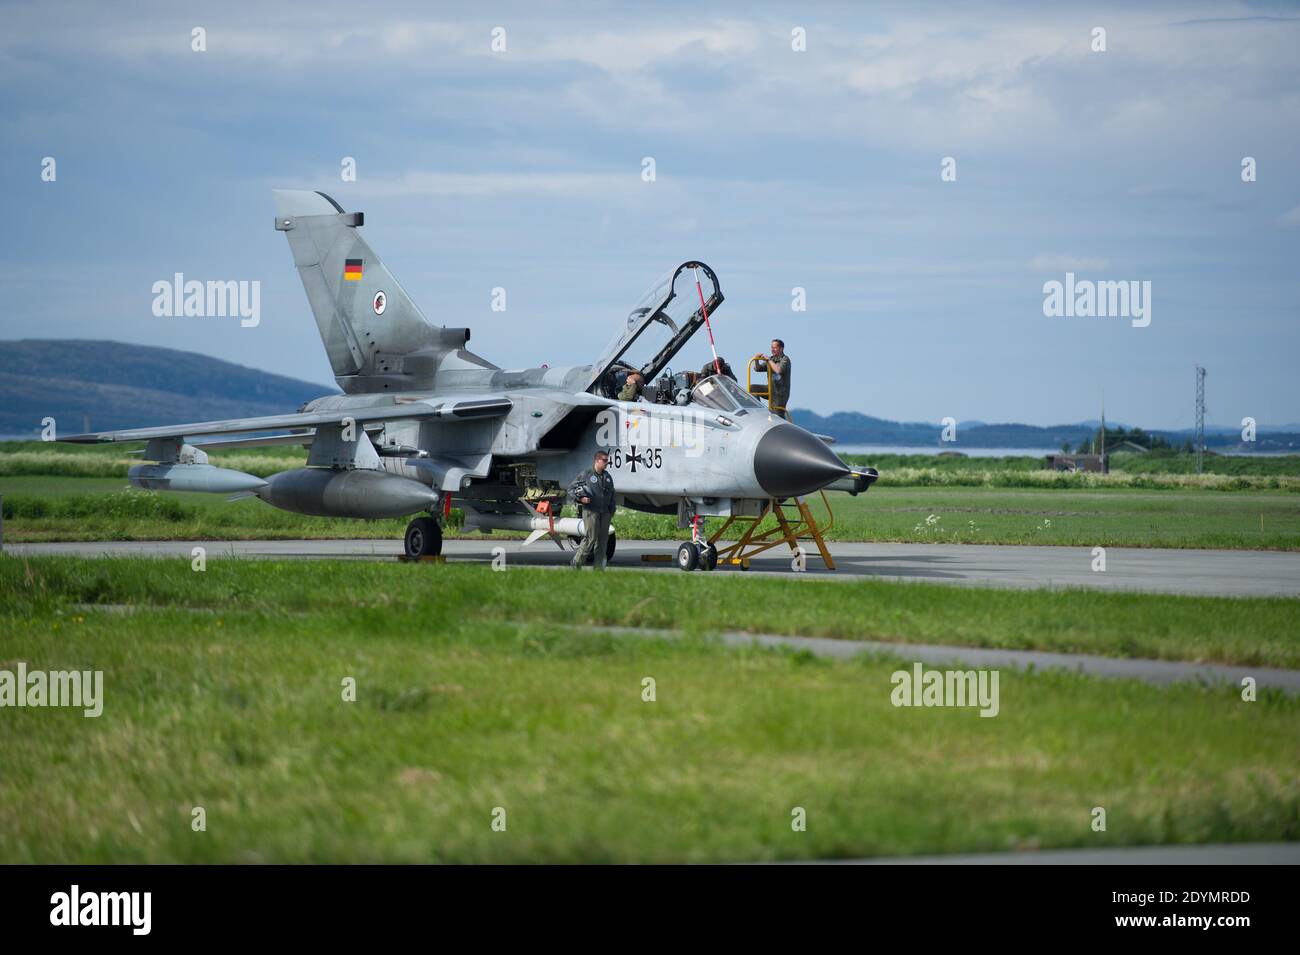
[676, 541, 699, 571]
[404, 516, 443, 559]
[698, 542, 718, 571]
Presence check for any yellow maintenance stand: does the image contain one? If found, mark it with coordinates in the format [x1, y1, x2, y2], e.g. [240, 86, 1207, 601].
[706, 490, 838, 570]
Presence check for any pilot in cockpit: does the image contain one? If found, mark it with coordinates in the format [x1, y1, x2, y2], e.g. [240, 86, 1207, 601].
[618, 370, 645, 402]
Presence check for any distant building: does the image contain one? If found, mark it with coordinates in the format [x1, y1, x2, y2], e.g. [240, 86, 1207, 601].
[1045, 453, 1108, 473]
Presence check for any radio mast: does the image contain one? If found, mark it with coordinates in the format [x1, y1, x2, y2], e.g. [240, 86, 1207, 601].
[1195, 365, 1207, 474]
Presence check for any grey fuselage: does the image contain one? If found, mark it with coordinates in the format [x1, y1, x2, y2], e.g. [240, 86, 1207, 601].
[301, 360, 788, 515]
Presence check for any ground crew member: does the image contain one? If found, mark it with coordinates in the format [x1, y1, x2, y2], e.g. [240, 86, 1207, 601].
[618, 371, 645, 402]
[568, 449, 616, 569]
[753, 339, 791, 419]
[700, 357, 737, 381]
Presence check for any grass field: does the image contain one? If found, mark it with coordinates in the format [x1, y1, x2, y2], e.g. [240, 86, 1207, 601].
[7, 557, 1299, 665]
[2, 558, 1297, 863]
[4, 475, 1298, 550]
[847, 450, 1300, 478]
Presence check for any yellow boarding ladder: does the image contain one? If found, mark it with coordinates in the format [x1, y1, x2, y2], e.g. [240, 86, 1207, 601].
[707, 490, 837, 570]
[745, 356, 787, 418]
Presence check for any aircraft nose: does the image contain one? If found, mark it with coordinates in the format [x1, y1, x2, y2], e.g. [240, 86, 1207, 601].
[753, 424, 851, 498]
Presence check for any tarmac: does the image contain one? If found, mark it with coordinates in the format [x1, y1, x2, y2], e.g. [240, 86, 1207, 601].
[7, 538, 1299, 598]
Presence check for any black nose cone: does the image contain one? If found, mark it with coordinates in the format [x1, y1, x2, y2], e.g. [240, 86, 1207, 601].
[754, 424, 851, 498]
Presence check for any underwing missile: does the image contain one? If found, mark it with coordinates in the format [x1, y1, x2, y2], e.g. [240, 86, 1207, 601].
[461, 512, 587, 538]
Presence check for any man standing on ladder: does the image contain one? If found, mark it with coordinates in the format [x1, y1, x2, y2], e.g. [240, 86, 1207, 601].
[753, 339, 792, 419]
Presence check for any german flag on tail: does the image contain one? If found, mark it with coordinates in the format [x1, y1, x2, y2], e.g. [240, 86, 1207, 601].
[343, 259, 363, 281]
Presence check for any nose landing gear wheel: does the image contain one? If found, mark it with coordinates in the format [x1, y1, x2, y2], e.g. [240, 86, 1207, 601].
[699, 542, 718, 571]
[676, 541, 699, 571]
[404, 516, 443, 559]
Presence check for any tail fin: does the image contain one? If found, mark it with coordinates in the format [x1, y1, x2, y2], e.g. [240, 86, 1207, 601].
[273, 190, 465, 390]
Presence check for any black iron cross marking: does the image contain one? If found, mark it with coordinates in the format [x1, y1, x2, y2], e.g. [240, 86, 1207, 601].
[627, 445, 645, 473]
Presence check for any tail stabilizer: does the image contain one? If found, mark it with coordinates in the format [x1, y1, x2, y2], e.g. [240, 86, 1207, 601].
[273, 190, 476, 391]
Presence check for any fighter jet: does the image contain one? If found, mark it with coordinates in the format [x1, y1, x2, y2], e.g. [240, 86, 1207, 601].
[62, 190, 876, 570]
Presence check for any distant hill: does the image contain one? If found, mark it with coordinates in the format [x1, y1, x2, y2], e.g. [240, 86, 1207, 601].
[791, 409, 1300, 453]
[0, 340, 335, 436]
[789, 410, 1093, 449]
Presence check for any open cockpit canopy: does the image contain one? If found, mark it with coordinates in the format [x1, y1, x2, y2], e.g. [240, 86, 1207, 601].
[587, 261, 723, 397]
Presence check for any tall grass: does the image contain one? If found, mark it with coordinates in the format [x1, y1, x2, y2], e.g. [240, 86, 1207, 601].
[872, 467, 1300, 491]
[0, 451, 306, 479]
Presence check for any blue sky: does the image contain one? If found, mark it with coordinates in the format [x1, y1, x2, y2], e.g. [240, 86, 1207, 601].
[2, 0, 1298, 429]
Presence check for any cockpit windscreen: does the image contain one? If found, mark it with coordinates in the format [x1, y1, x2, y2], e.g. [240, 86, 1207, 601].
[691, 374, 763, 412]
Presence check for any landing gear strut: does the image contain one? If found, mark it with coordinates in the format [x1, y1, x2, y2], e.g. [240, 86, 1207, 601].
[404, 516, 443, 559]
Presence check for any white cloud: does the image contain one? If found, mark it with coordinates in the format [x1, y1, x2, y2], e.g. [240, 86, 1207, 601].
[349, 170, 646, 199]
[5, 2, 1297, 158]
[1030, 255, 1110, 272]
[525, 23, 763, 71]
